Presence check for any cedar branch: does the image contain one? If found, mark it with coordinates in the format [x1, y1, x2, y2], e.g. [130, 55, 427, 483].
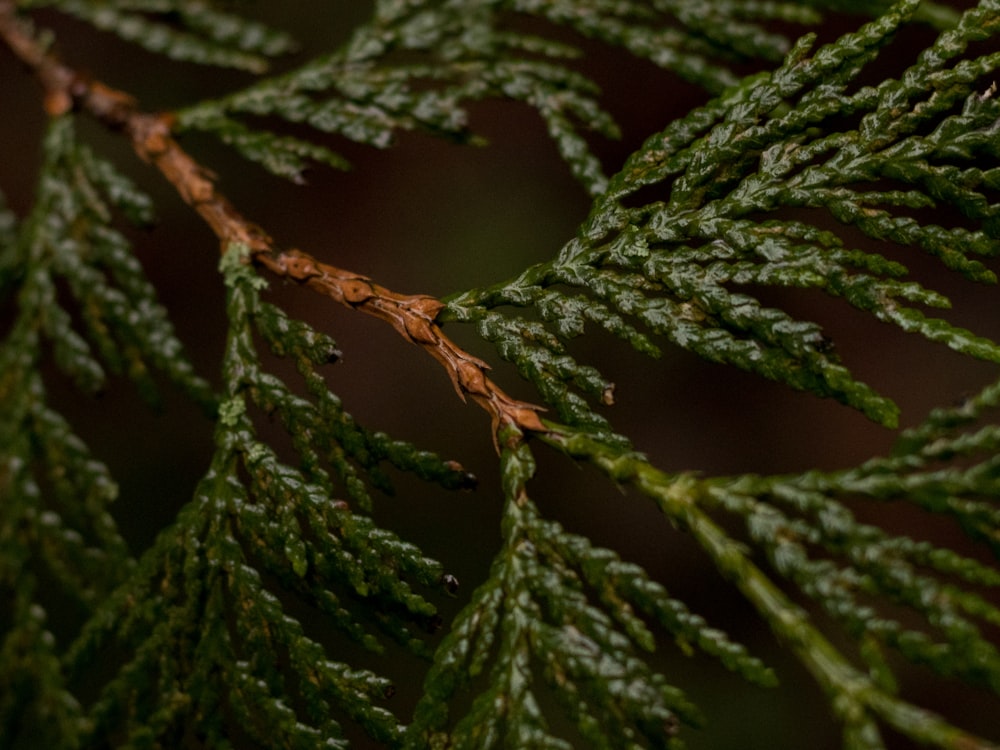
[0, 2, 545, 446]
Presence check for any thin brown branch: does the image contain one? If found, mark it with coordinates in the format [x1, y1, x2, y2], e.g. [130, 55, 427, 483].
[0, 2, 544, 447]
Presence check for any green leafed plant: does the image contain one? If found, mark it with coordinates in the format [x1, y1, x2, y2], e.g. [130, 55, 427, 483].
[2, 0, 1000, 748]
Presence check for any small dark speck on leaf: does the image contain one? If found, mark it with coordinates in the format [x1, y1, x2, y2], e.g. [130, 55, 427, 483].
[441, 573, 459, 596]
[446, 460, 478, 490]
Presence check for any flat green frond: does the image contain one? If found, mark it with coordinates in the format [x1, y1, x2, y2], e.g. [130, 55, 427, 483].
[71, 470, 404, 748]
[0, 587, 86, 748]
[223, 242, 473, 533]
[540, 418, 1000, 749]
[0, 187, 17, 249]
[894, 376, 1000, 455]
[5, 2, 1000, 749]
[474, 308, 619, 435]
[177, 25, 617, 191]
[0, 253, 132, 748]
[509, 0, 819, 94]
[9, 117, 214, 409]
[0, 119, 204, 702]
[0, 192, 20, 306]
[408, 431, 772, 749]
[0, 361, 128, 745]
[63, 268, 473, 744]
[688, 374, 1000, 719]
[21, 0, 296, 72]
[174, 0, 936, 190]
[232, 266, 476, 509]
[448, 0, 1000, 428]
[193, 115, 352, 184]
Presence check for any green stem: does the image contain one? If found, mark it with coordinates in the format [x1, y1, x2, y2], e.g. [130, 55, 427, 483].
[539, 424, 999, 750]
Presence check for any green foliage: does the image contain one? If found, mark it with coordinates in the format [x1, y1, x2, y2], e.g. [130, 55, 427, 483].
[2, 1, 1000, 749]
[20, 0, 297, 72]
[446, 0, 1000, 434]
[0, 113, 218, 746]
[408, 429, 775, 750]
[60, 252, 473, 746]
[172, 0, 961, 192]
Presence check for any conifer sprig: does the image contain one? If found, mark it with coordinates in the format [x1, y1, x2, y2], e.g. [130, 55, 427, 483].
[507, 0, 823, 94]
[175, 1, 622, 192]
[0, 191, 16, 279]
[539, 421, 1000, 749]
[19, 0, 297, 72]
[171, 0, 957, 193]
[61, 246, 476, 747]
[2, 1, 1000, 748]
[0, 117, 168, 746]
[0, 0, 549, 444]
[409, 427, 774, 750]
[446, 0, 1000, 435]
[1, 116, 214, 407]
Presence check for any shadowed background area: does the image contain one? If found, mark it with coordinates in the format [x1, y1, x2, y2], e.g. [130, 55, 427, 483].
[2, 2, 998, 748]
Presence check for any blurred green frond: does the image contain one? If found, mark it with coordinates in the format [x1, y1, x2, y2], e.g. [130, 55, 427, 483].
[59, 247, 475, 745]
[173, 0, 958, 191]
[679, 371, 1000, 686]
[537, 388, 1000, 749]
[694, 373, 1000, 742]
[0, 364, 127, 745]
[506, 0, 822, 94]
[5, 116, 214, 408]
[408, 430, 774, 750]
[446, 0, 1000, 433]
[0, 189, 15, 245]
[176, 1, 619, 192]
[19, 0, 296, 72]
[0, 112, 214, 608]
[0, 120, 157, 747]
[0, 189, 18, 298]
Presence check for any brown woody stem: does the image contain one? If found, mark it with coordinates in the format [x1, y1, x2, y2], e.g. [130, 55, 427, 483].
[0, 2, 544, 447]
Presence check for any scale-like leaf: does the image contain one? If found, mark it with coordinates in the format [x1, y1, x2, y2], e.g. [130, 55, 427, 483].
[20, 0, 296, 71]
[3, 2, 1000, 749]
[409, 429, 773, 749]
[446, 0, 1000, 431]
[174, 0, 956, 190]
[60, 247, 475, 745]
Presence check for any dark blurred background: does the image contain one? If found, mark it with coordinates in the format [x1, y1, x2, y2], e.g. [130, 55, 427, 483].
[2, 2, 999, 748]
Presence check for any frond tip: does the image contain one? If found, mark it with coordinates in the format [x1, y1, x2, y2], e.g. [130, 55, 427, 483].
[408, 432, 774, 749]
[10, 116, 215, 408]
[448, 0, 1000, 430]
[20, 0, 297, 72]
[539, 415, 1000, 750]
[63, 254, 479, 746]
[173, 0, 879, 192]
